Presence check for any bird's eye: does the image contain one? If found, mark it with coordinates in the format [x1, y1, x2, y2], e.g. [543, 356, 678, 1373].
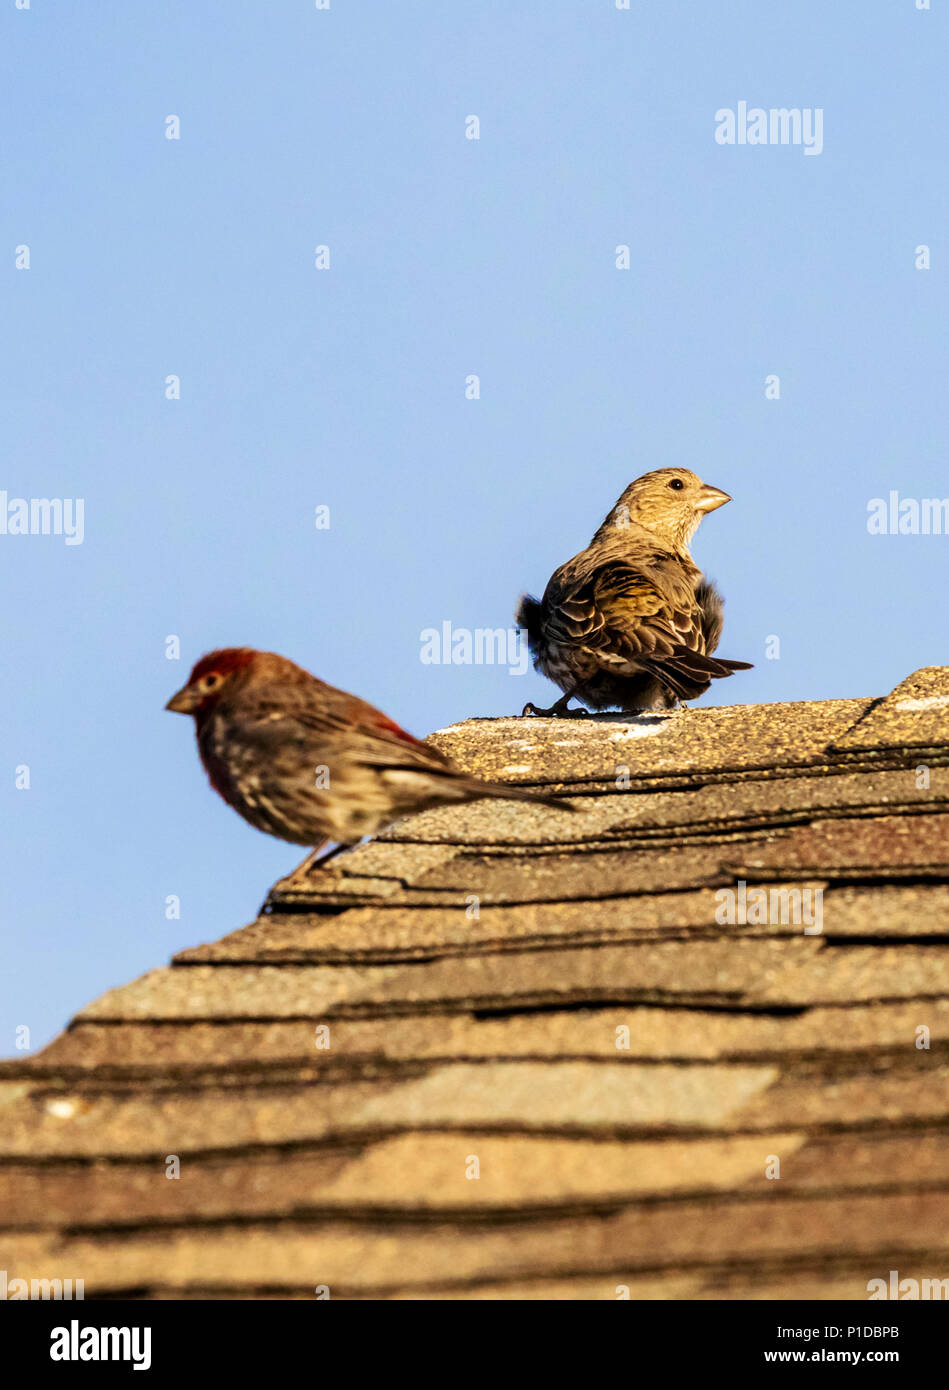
[668, 478, 685, 491]
[200, 674, 220, 690]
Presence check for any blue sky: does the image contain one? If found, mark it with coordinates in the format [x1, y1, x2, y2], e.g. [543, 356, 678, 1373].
[3, 0, 947, 1054]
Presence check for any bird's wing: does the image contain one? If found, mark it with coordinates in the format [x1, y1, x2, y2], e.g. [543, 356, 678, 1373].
[545, 557, 705, 666]
[694, 577, 724, 655]
[348, 702, 458, 773]
[248, 687, 460, 777]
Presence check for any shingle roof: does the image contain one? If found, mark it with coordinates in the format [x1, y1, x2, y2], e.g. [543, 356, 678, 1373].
[2, 668, 949, 1299]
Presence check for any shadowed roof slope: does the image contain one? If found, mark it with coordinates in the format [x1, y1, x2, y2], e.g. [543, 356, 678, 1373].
[2, 668, 948, 1299]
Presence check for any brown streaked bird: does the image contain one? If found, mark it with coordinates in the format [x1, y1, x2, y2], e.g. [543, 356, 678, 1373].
[166, 648, 575, 877]
[516, 467, 753, 716]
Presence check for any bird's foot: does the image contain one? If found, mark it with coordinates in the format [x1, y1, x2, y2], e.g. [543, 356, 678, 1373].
[283, 841, 350, 888]
[521, 698, 589, 718]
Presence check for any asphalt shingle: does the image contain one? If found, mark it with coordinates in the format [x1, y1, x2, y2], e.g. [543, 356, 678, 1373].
[3, 668, 948, 1298]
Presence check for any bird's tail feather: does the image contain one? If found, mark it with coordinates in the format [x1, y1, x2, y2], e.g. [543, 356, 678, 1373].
[639, 645, 753, 701]
[374, 756, 577, 813]
[464, 778, 577, 813]
[638, 660, 709, 701]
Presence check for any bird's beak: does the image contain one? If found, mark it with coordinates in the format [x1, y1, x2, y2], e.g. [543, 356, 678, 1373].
[696, 484, 732, 513]
[165, 686, 198, 714]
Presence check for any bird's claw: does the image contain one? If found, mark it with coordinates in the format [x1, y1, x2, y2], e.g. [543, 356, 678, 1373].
[521, 700, 588, 718]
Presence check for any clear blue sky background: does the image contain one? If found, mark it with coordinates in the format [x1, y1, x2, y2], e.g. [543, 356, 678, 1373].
[3, 1, 947, 1054]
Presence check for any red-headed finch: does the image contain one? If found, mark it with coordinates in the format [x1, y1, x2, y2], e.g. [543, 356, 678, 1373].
[166, 648, 575, 873]
[516, 467, 752, 715]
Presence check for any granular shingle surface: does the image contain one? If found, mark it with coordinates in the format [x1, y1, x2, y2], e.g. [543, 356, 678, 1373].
[2, 670, 948, 1299]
